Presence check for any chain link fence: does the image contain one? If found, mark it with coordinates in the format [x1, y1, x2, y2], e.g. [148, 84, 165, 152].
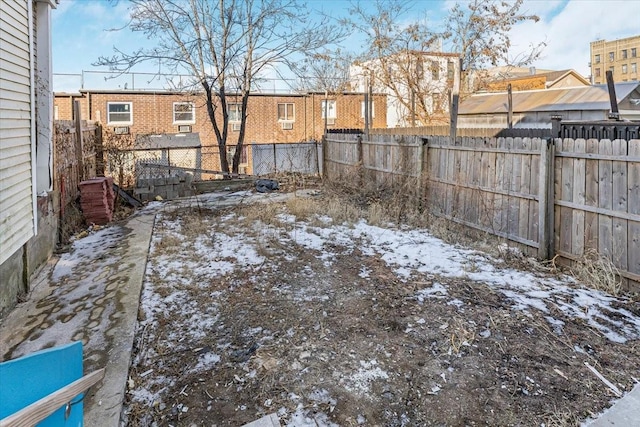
[105, 142, 323, 189]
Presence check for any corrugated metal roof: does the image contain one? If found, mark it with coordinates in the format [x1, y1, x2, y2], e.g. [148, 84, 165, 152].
[134, 133, 201, 149]
[460, 82, 640, 115]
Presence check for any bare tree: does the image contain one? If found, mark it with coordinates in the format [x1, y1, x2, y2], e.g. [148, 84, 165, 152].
[290, 49, 353, 93]
[96, 0, 344, 174]
[345, 0, 446, 126]
[444, 0, 544, 92]
[342, 0, 544, 125]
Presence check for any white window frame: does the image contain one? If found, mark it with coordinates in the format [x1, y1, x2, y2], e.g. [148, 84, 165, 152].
[277, 103, 295, 122]
[228, 103, 242, 122]
[361, 101, 375, 118]
[173, 102, 195, 124]
[321, 100, 337, 119]
[107, 102, 133, 125]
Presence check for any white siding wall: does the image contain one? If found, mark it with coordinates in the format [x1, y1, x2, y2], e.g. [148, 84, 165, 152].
[0, 0, 35, 265]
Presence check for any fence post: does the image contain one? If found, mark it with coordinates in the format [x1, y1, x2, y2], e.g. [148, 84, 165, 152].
[95, 124, 105, 176]
[418, 136, 429, 210]
[73, 100, 84, 181]
[538, 138, 556, 259]
[322, 134, 328, 181]
[272, 143, 277, 174]
[315, 141, 321, 176]
[357, 134, 364, 186]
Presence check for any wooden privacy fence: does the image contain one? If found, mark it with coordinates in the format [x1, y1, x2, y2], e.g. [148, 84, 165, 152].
[324, 134, 640, 290]
[53, 120, 103, 240]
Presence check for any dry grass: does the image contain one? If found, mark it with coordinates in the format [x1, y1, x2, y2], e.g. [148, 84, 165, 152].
[571, 249, 622, 296]
[285, 197, 322, 221]
[543, 408, 580, 427]
[236, 202, 283, 226]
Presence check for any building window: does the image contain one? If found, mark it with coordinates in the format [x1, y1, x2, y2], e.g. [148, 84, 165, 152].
[622, 49, 628, 59]
[632, 63, 637, 74]
[321, 100, 336, 119]
[277, 103, 295, 121]
[595, 54, 601, 64]
[632, 48, 637, 58]
[361, 101, 375, 118]
[228, 103, 241, 122]
[595, 68, 601, 77]
[173, 102, 195, 124]
[622, 64, 628, 74]
[609, 51, 615, 62]
[447, 61, 454, 80]
[431, 61, 440, 80]
[107, 102, 132, 125]
[609, 66, 615, 74]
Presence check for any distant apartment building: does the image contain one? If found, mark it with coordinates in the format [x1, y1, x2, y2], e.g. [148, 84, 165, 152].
[54, 90, 387, 145]
[350, 51, 460, 128]
[590, 35, 640, 84]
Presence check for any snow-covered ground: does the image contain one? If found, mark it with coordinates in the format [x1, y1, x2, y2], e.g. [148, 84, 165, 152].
[126, 194, 640, 426]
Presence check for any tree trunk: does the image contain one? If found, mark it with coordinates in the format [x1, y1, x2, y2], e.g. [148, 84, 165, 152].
[204, 84, 230, 174]
[232, 92, 250, 174]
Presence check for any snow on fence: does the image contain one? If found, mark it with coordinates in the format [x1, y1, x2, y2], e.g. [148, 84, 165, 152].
[324, 134, 640, 292]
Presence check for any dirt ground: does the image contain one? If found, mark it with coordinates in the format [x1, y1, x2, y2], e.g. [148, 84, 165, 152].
[122, 191, 640, 427]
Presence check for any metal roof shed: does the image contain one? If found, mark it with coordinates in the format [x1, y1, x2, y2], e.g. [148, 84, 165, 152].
[458, 82, 640, 128]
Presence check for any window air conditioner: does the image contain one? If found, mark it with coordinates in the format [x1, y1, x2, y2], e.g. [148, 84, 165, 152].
[281, 122, 294, 130]
[326, 118, 335, 126]
[232, 123, 241, 131]
[177, 125, 192, 133]
[114, 126, 130, 135]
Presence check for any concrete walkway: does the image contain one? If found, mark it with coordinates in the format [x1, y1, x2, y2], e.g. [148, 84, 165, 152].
[585, 383, 640, 426]
[0, 211, 154, 427]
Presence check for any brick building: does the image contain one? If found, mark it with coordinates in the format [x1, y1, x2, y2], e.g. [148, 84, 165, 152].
[54, 90, 387, 145]
[591, 35, 640, 84]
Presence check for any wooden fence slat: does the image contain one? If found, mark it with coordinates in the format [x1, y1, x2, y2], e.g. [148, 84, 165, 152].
[584, 139, 600, 250]
[598, 139, 614, 258]
[571, 139, 586, 256]
[559, 139, 574, 256]
[538, 139, 555, 259]
[519, 138, 532, 243]
[612, 139, 628, 287]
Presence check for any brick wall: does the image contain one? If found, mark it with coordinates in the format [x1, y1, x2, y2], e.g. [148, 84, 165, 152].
[54, 91, 387, 146]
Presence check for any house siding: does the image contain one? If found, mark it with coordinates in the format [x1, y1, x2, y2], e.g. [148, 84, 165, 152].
[0, 0, 35, 265]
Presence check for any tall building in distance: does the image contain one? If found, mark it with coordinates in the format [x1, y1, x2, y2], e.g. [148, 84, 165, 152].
[590, 35, 640, 85]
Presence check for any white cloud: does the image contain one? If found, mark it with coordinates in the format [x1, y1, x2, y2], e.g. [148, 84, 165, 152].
[510, 0, 640, 76]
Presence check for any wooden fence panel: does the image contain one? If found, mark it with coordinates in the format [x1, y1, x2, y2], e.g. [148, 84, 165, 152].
[553, 138, 640, 289]
[324, 132, 640, 291]
[612, 139, 628, 288]
[54, 120, 102, 241]
[628, 140, 640, 279]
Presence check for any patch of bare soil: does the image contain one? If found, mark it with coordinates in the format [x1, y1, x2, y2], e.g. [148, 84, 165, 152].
[123, 202, 640, 427]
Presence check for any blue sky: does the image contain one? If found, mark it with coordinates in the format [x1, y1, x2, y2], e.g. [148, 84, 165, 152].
[51, 0, 640, 92]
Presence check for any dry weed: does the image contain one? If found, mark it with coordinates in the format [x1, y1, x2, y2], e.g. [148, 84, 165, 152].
[542, 408, 580, 427]
[236, 202, 283, 225]
[285, 197, 321, 221]
[324, 198, 362, 224]
[571, 249, 622, 296]
[449, 317, 475, 354]
[155, 234, 183, 252]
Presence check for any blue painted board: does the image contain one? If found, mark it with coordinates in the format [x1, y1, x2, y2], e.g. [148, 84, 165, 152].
[0, 341, 84, 426]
